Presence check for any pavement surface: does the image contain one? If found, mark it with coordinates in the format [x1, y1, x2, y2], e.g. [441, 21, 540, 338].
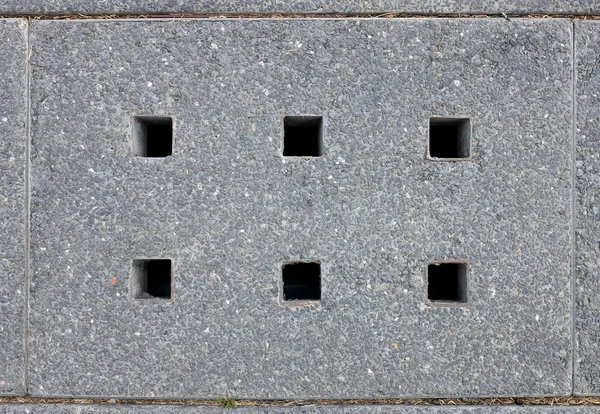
[0, 0, 598, 15]
[1, 405, 600, 413]
[0, 3, 598, 406]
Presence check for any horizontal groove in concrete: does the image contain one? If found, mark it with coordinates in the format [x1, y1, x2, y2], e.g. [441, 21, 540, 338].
[5, 14, 600, 20]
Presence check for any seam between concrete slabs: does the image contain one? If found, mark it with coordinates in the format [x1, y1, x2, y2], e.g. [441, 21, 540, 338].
[22, 16, 31, 395]
[570, 19, 576, 396]
[11, 12, 600, 19]
[23, 15, 597, 21]
[2, 396, 600, 406]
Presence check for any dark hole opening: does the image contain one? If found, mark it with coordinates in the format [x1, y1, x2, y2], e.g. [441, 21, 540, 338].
[429, 117, 470, 159]
[283, 116, 323, 157]
[133, 116, 173, 157]
[132, 259, 172, 300]
[282, 261, 321, 301]
[427, 262, 468, 303]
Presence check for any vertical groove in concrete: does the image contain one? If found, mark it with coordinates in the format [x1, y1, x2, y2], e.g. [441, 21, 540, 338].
[570, 19, 577, 396]
[23, 16, 31, 394]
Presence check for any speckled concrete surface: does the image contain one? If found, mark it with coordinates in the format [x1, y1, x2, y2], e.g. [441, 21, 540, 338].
[0, 18, 28, 396]
[2, 405, 600, 413]
[575, 20, 600, 396]
[0, 0, 598, 15]
[27, 18, 573, 398]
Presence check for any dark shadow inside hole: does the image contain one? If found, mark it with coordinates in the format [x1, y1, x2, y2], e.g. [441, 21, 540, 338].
[145, 259, 172, 299]
[132, 259, 172, 300]
[282, 262, 321, 301]
[283, 116, 323, 157]
[427, 262, 468, 303]
[132, 116, 173, 157]
[429, 118, 470, 159]
[146, 123, 173, 157]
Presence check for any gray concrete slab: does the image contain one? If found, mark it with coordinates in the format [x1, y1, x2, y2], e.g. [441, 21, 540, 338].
[1, 405, 600, 414]
[0, 1, 598, 16]
[575, 20, 600, 396]
[0, 18, 28, 396]
[28, 18, 573, 399]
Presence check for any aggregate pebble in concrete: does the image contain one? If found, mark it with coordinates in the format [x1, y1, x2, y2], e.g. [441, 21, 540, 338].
[29, 18, 573, 398]
[0, 18, 28, 396]
[0, 1, 598, 15]
[575, 20, 600, 396]
[2, 405, 600, 414]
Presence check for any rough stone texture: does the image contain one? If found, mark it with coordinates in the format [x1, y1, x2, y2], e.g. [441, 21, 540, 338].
[0, 18, 28, 396]
[29, 18, 573, 398]
[575, 20, 600, 396]
[0, 0, 598, 15]
[2, 405, 600, 414]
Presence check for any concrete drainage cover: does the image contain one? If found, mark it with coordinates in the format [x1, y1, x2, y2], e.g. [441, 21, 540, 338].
[27, 18, 573, 398]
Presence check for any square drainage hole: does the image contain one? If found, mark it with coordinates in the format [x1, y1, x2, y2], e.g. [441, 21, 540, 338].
[282, 261, 321, 301]
[429, 117, 471, 159]
[132, 115, 173, 157]
[427, 262, 468, 304]
[283, 115, 323, 157]
[131, 259, 172, 300]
